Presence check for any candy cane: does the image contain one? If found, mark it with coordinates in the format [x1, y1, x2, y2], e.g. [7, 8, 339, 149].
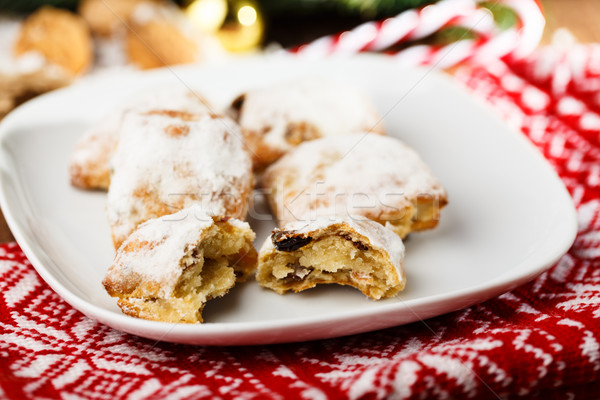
[290, 0, 545, 68]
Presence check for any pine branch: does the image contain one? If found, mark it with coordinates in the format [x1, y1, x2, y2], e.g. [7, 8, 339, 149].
[256, 0, 438, 19]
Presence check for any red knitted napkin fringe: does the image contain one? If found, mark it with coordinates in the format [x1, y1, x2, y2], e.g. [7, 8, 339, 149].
[1, 46, 600, 399]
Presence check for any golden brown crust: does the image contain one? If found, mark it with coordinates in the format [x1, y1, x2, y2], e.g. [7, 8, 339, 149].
[248, 134, 286, 172]
[264, 185, 446, 240]
[261, 134, 448, 239]
[144, 109, 207, 121]
[69, 129, 114, 190]
[283, 121, 323, 146]
[78, 0, 158, 37]
[110, 176, 252, 249]
[229, 77, 386, 171]
[103, 206, 257, 323]
[104, 239, 258, 299]
[15, 7, 93, 76]
[126, 20, 198, 69]
[69, 164, 111, 191]
[0, 70, 71, 119]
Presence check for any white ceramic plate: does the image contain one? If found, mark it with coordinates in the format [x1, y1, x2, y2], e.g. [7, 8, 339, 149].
[0, 56, 577, 345]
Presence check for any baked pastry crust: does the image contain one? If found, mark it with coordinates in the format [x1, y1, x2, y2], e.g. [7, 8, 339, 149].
[228, 77, 385, 170]
[126, 19, 198, 69]
[69, 87, 212, 191]
[107, 108, 253, 249]
[15, 7, 92, 76]
[125, 2, 200, 69]
[103, 205, 257, 323]
[0, 70, 70, 119]
[261, 133, 448, 238]
[78, 0, 158, 37]
[256, 217, 405, 299]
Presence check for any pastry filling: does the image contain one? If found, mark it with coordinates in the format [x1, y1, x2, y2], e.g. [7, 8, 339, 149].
[258, 234, 403, 300]
[119, 222, 256, 323]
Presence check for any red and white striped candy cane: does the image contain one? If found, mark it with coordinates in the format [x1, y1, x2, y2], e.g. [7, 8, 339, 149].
[290, 0, 545, 69]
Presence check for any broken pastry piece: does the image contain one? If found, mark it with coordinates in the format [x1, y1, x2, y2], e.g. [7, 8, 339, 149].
[107, 107, 253, 249]
[261, 133, 448, 239]
[69, 87, 212, 191]
[256, 217, 405, 300]
[228, 76, 385, 170]
[69, 112, 121, 191]
[103, 205, 257, 323]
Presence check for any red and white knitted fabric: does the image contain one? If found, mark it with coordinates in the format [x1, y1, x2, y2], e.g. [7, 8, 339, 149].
[1, 45, 600, 399]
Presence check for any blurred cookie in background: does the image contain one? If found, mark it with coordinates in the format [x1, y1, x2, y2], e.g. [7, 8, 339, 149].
[0, 7, 92, 118]
[0, 0, 226, 119]
[125, 2, 202, 69]
[15, 6, 93, 76]
[78, 0, 160, 37]
[79, 0, 220, 70]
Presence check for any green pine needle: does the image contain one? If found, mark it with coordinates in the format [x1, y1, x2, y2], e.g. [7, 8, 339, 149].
[480, 2, 518, 30]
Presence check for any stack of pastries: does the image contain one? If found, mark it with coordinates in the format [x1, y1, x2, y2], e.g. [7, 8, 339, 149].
[70, 77, 447, 323]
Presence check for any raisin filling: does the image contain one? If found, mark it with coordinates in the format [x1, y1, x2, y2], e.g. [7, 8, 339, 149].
[284, 262, 314, 282]
[272, 229, 313, 252]
[340, 234, 369, 251]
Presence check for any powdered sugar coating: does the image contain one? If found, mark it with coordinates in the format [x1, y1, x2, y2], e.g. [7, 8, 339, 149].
[68, 112, 122, 189]
[105, 205, 253, 298]
[260, 216, 405, 279]
[69, 86, 212, 190]
[262, 133, 447, 225]
[123, 85, 212, 115]
[232, 76, 385, 168]
[107, 108, 253, 248]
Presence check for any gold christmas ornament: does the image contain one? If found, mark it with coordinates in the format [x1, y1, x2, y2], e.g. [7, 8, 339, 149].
[185, 0, 263, 52]
[185, 0, 227, 33]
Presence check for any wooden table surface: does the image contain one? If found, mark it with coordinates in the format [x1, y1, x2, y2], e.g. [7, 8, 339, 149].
[541, 0, 600, 43]
[0, 0, 598, 243]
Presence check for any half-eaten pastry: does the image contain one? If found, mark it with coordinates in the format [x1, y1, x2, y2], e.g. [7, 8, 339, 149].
[103, 205, 257, 323]
[256, 217, 405, 300]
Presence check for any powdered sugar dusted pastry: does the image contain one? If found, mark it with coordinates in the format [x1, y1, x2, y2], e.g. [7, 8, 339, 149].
[103, 205, 257, 323]
[69, 87, 212, 190]
[107, 109, 252, 249]
[228, 77, 385, 170]
[257, 217, 405, 300]
[262, 133, 448, 239]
